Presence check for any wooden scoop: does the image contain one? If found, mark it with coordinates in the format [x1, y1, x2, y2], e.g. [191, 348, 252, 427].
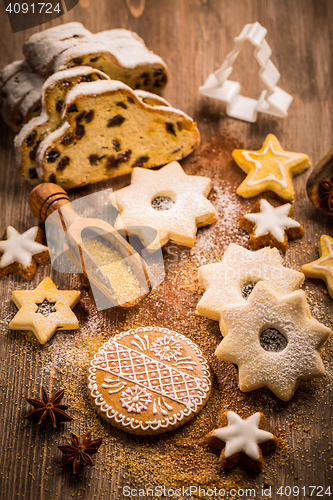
[306, 148, 333, 216]
[30, 183, 151, 308]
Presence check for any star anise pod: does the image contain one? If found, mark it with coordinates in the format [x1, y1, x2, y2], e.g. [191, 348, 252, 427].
[318, 179, 333, 211]
[25, 387, 73, 428]
[58, 431, 103, 474]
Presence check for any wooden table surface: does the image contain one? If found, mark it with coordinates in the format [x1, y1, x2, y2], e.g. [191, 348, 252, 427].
[0, 1, 332, 499]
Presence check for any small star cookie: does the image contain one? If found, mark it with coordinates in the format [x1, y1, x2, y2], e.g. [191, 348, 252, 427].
[196, 243, 304, 335]
[110, 161, 217, 250]
[9, 277, 81, 344]
[239, 199, 304, 252]
[205, 411, 278, 472]
[232, 134, 311, 200]
[215, 281, 331, 401]
[0, 226, 49, 280]
[302, 235, 333, 298]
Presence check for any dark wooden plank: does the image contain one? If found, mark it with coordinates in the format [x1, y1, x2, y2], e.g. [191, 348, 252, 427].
[0, 1, 332, 499]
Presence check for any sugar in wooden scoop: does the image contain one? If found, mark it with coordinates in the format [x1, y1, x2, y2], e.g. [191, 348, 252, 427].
[82, 236, 142, 304]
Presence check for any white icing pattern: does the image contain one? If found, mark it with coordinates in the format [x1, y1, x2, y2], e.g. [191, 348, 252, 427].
[313, 236, 333, 279]
[120, 385, 152, 413]
[243, 140, 301, 188]
[0, 226, 48, 268]
[88, 327, 211, 433]
[212, 412, 274, 460]
[151, 334, 183, 361]
[92, 341, 202, 407]
[244, 199, 301, 242]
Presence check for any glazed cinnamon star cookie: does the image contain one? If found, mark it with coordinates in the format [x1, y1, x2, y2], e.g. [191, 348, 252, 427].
[239, 199, 304, 252]
[205, 411, 278, 472]
[0, 226, 49, 280]
[110, 161, 217, 250]
[196, 243, 304, 335]
[302, 235, 333, 298]
[232, 134, 310, 200]
[9, 277, 81, 344]
[215, 281, 331, 401]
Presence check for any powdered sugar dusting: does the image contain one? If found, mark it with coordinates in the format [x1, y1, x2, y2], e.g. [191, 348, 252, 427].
[41, 307, 102, 375]
[94, 29, 166, 69]
[215, 281, 331, 401]
[190, 180, 247, 265]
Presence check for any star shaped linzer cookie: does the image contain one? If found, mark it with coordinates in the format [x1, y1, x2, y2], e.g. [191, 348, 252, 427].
[232, 134, 311, 200]
[205, 411, 278, 472]
[9, 277, 81, 344]
[196, 243, 304, 335]
[239, 199, 304, 252]
[215, 281, 331, 401]
[302, 235, 333, 298]
[0, 226, 49, 280]
[110, 161, 217, 250]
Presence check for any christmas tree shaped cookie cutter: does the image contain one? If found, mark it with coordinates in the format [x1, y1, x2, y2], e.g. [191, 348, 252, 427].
[199, 22, 293, 123]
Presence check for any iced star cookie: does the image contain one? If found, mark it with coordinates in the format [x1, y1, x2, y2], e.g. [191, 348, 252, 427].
[215, 281, 331, 401]
[110, 162, 217, 250]
[9, 277, 81, 344]
[239, 199, 304, 252]
[302, 235, 333, 298]
[88, 326, 211, 435]
[205, 411, 278, 472]
[0, 226, 49, 280]
[232, 134, 311, 200]
[196, 243, 304, 335]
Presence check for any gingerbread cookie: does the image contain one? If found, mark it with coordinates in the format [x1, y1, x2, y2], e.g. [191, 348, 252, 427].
[9, 277, 81, 344]
[0, 226, 49, 280]
[196, 243, 304, 335]
[239, 199, 304, 252]
[110, 162, 217, 250]
[215, 281, 331, 401]
[205, 411, 278, 472]
[88, 326, 211, 435]
[302, 235, 333, 298]
[232, 134, 310, 201]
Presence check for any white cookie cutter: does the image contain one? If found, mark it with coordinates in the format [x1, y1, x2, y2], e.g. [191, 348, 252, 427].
[199, 22, 293, 123]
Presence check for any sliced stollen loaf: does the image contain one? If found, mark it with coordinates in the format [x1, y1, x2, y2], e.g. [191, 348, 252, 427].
[53, 29, 167, 91]
[0, 60, 25, 88]
[14, 66, 110, 184]
[133, 90, 171, 107]
[1, 24, 168, 133]
[23, 22, 94, 77]
[23, 23, 167, 92]
[35, 80, 200, 189]
[0, 60, 23, 114]
[0, 60, 43, 132]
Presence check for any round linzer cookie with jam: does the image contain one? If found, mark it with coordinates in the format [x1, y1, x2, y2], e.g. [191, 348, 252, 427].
[88, 326, 211, 435]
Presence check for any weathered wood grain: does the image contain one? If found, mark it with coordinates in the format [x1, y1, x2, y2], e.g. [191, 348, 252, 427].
[0, 1, 332, 499]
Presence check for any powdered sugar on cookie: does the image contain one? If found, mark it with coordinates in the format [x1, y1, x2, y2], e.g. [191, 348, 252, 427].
[196, 243, 304, 333]
[215, 281, 331, 401]
[111, 162, 217, 250]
